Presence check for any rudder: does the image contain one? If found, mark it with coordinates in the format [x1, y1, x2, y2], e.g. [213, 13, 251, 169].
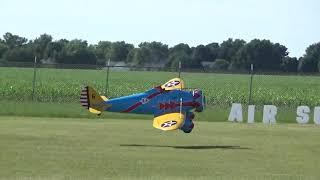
[80, 86, 110, 115]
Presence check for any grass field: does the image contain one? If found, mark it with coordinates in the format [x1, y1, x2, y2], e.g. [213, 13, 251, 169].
[1, 67, 319, 180]
[0, 116, 319, 180]
[0, 101, 304, 123]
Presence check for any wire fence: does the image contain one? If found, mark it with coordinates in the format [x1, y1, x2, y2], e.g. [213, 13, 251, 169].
[1, 61, 320, 108]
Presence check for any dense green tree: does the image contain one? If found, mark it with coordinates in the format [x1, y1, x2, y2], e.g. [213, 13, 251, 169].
[3, 32, 28, 48]
[141, 42, 168, 63]
[107, 41, 134, 62]
[0, 39, 8, 59]
[50, 39, 69, 63]
[281, 57, 298, 72]
[94, 41, 112, 63]
[130, 46, 150, 65]
[3, 32, 320, 72]
[93, 41, 133, 64]
[218, 38, 246, 62]
[233, 39, 288, 71]
[55, 39, 97, 64]
[2, 33, 32, 62]
[211, 59, 230, 71]
[126, 48, 137, 63]
[3, 46, 34, 62]
[167, 43, 193, 68]
[131, 42, 168, 65]
[169, 43, 192, 55]
[33, 34, 53, 60]
[205, 43, 220, 61]
[190, 45, 211, 67]
[298, 42, 320, 72]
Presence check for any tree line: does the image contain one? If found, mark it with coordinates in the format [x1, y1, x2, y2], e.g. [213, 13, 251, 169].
[0, 32, 319, 72]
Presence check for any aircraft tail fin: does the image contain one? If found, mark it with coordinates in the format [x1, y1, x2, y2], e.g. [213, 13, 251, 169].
[80, 86, 111, 115]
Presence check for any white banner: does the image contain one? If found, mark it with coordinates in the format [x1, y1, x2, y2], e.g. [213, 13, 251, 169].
[228, 103, 320, 124]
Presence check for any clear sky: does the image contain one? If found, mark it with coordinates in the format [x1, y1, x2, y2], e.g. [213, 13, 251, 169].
[1, 0, 319, 57]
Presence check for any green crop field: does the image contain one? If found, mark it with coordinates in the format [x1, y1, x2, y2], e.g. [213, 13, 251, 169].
[1, 67, 320, 106]
[0, 116, 319, 180]
[0, 67, 319, 123]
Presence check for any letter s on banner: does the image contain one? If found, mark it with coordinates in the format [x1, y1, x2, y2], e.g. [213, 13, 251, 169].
[296, 106, 310, 124]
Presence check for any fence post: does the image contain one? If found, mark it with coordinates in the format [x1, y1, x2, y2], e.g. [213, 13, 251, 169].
[178, 61, 181, 78]
[32, 56, 37, 101]
[105, 59, 110, 95]
[248, 64, 254, 105]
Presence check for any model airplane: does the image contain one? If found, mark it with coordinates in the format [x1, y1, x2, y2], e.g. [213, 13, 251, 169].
[80, 78, 205, 133]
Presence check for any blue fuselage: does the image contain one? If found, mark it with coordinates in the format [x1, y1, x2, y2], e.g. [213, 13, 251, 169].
[105, 89, 195, 115]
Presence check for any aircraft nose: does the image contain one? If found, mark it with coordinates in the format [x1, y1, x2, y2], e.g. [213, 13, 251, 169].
[193, 89, 205, 112]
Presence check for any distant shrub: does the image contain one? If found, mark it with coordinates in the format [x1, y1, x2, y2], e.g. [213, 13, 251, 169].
[211, 59, 229, 71]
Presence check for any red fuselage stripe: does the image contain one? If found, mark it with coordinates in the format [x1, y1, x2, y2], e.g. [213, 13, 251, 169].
[147, 92, 161, 99]
[122, 102, 143, 113]
[122, 91, 162, 113]
[159, 102, 200, 110]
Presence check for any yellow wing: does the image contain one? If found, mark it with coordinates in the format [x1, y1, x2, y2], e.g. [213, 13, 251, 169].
[153, 113, 185, 131]
[161, 78, 185, 91]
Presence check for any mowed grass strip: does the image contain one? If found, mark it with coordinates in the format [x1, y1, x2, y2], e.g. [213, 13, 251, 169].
[0, 101, 303, 123]
[0, 116, 319, 180]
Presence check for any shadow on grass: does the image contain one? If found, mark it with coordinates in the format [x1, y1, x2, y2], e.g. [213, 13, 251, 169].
[120, 144, 251, 150]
